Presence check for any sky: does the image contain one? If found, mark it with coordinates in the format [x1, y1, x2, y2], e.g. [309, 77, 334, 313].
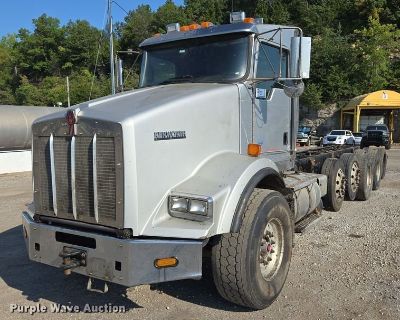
[0, 0, 184, 37]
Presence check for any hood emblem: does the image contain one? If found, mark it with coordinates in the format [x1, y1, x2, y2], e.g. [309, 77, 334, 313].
[66, 110, 76, 136]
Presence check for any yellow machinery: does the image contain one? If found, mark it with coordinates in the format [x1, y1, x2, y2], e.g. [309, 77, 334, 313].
[341, 90, 400, 143]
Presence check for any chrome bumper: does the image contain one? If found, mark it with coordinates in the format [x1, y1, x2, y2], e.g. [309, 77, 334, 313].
[22, 211, 203, 287]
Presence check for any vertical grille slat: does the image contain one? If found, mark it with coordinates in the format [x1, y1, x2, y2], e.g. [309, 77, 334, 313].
[33, 119, 122, 228]
[75, 137, 95, 219]
[49, 134, 58, 215]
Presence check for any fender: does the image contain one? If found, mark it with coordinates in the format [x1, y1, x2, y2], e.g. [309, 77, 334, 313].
[229, 167, 285, 233]
[141, 152, 284, 238]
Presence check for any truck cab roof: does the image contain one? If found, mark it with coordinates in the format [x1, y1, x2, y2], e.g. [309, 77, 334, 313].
[139, 22, 297, 48]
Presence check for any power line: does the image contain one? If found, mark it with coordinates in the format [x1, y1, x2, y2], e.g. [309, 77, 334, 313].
[112, 1, 129, 15]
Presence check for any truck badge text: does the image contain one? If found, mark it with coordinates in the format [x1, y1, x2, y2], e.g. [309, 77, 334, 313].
[154, 131, 186, 141]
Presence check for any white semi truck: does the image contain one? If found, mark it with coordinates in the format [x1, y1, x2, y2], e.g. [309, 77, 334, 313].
[22, 12, 387, 309]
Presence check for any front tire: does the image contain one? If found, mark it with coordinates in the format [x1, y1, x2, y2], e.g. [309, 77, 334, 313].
[211, 189, 293, 310]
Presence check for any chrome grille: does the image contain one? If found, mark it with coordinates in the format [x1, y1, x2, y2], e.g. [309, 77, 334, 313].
[33, 118, 123, 228]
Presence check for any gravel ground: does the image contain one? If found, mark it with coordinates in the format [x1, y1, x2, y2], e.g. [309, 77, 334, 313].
[0, 149, 399, 320]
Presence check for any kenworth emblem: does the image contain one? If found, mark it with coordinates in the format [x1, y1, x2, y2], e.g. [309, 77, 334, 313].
[154, 131, 186, 141]
[65, 110, 76, 136]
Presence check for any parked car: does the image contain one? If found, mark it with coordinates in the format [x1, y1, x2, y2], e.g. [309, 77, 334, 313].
[297, 126, 322, 146]
[297, 131, 311, 146]
[352, 132, 363, 145]
[322, 130, 355, 146]
[360, 125, 391, 149]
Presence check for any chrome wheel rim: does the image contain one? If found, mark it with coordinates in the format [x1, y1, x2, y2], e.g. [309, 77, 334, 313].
[335, 168, 346, 200]
[350, 162, 360, 193]
[259, 218, 284, 280]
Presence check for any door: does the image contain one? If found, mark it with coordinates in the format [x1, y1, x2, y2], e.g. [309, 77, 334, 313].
[253, 42, 291, 156]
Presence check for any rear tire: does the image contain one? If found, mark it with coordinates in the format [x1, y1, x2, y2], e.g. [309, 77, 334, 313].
[211, 189, 293, 310]
[321, 158, 346, 211]
[381, 151, 388, 179]
[356, 150, 373, 201]
[368, 147, 382, 190]
[340, 153, 360, 201]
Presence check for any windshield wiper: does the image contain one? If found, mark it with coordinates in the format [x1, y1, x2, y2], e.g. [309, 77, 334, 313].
[159, 75, 194, 85]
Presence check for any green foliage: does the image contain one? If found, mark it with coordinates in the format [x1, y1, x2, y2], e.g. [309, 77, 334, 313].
[0, 0, 399, 109]
[185, 0, 228, 24]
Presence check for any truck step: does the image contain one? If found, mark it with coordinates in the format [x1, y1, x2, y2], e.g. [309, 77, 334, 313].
[295, 211, 322, 234]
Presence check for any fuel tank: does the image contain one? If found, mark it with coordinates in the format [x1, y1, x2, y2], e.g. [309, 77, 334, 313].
[0, 105, 62, 150]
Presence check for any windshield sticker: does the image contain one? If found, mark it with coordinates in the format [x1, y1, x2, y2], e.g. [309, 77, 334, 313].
[154, 131, 186, 141]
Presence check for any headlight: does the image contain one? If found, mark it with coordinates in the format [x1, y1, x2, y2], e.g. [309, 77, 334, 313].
[170, 197, 189, 213]
[168, 194, 213, 221]
[188, 199, 208, 215]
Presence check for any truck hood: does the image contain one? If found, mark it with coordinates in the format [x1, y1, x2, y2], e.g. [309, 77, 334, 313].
[75, 84, 238, 122]
[34, 83, 241, 236]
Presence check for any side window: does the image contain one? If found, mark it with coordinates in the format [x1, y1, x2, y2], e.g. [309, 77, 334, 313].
[256, 43, 288, 92]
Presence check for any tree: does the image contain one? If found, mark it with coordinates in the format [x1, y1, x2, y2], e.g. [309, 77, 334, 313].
[62, 20, 107, 75]
[351, 17, 400, 92]
[153, 0, 189, 32]
[119, 5, 154, 50]
[185, 0, 228, 24]
[15, 15, 65, 82]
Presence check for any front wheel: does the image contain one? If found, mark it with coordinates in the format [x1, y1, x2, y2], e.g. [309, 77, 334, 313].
[211, 189, 293, 310]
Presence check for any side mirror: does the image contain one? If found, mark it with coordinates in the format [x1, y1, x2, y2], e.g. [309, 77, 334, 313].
[290, 37, 311, 79]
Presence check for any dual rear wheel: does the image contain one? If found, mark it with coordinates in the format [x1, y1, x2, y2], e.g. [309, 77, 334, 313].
[322, 147, 386, 210]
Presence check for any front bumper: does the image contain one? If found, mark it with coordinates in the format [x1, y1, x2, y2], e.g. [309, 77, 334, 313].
[22, 212, 203, 287]
[297, 138, 309, 143]
[323, 140, 342, 145]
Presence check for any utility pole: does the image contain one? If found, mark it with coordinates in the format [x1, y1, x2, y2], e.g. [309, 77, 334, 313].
[108, 0, 116, 95]
[66, 76, 71, 107]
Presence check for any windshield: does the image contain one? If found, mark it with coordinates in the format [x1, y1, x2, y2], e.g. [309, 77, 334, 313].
[298, 127, 311, 134]
[329, 130, 346, 136]
[140, 34, 249, 87]
[366, 125, 388, 131]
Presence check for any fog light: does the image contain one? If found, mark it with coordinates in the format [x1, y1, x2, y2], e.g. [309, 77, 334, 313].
[170, 197, 189, 213]
[189, 199, 207, 215]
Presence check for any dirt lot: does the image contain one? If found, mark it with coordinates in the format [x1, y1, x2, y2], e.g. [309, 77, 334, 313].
[1, 149, 399, 320]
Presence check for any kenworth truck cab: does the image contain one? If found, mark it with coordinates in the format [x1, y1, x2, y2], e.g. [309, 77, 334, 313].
[22, 12, 386, 310]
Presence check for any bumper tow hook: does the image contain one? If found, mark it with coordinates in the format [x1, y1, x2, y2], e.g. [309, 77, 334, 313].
[87, 277, 109, 294]
[59, 247, 87, 276]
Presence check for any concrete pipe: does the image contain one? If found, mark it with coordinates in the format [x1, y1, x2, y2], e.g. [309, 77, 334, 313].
[0, 105, 63, 150]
